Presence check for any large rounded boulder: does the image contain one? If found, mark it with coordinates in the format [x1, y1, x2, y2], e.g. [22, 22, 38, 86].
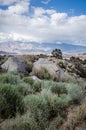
[1, 56, 26, 73]
[32, 58, 64, 81]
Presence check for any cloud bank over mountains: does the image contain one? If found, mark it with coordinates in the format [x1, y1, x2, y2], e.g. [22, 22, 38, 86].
[0, 0, 86, 53]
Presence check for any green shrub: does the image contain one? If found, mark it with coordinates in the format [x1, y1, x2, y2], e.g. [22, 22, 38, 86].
[0, 72, 21, 85]
[41, 82, 71, 109]
[32, 81, 42, 92]
[24, 94, 51, 129]
[51, 94, 71, 111]
[41, 89, 71, 116]
[41, 81, 67, 95]
[17, 83, 32, 96]
[63, 73, 76, 83]
[24, 94, 50, 118]
[18, 80, 41, 95]
[64, 73, 84, 86]
[23, 77, 34, 85]
[57, 94, 71, 109]
[41, 80, 56, 90]
[50, 82, 67, 95]
[66, 84, 84, 103]
[0, 84, 24, 118]
[0, 83, 73, 129]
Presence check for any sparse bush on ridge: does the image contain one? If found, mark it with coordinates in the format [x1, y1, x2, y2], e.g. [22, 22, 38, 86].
[51, 49, 63, 59]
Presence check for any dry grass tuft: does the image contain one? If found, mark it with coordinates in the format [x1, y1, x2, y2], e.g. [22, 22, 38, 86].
[59, 104, 86, 130]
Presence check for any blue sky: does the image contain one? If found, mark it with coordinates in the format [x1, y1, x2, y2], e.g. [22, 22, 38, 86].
[1, 0, 86, 15]
[0, 0, 86, 53]
[31, 0, 86, 16]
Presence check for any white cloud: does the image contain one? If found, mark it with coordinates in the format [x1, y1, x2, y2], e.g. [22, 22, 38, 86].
[41, 0, 52, 4]
[0, 1, 86, 48]
[0, 0, 29, 6]
[8, 1, 29, 14]
[0, 0, 21, 5]
[0, 0, 30, 15]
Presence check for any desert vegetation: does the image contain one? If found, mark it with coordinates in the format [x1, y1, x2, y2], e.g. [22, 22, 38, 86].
[0, 71, 85, 130]
[0, 52, 86, 130]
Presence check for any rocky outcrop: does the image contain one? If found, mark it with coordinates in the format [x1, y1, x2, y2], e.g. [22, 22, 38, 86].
[1, 56, 26, 73]
[32, 58, 64, 81]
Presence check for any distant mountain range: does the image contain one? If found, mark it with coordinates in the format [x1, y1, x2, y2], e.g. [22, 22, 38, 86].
[0, 51, 9, 54]
[46, 43, 86, 54]
[0, 51, 17, 55]
[0, 41, 86, 54]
